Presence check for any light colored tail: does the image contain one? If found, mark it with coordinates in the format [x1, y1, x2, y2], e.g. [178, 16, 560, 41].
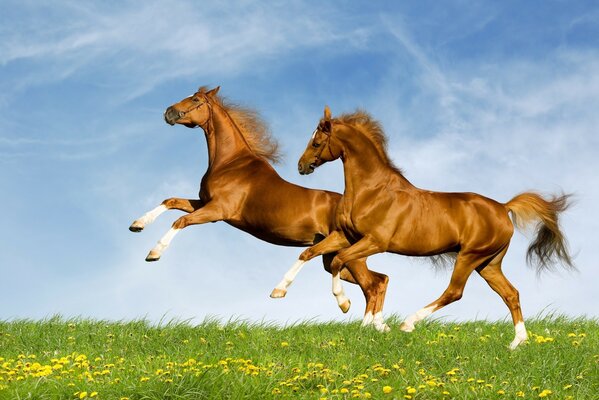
[505, 192, 575, 273]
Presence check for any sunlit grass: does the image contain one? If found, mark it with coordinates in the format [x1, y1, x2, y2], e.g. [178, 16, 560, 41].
[0, 315, 597, 399]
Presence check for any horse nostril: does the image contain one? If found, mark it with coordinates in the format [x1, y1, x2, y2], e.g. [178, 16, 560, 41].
[178, 111, 185, 118]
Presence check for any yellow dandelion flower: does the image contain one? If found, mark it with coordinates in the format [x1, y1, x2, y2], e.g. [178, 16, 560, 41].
[340, 388, 349, 394]
[90, 393, 98, 398]
[538, 389, 552, 397]
[406, 387, 417, 394]
[567, 333, 577, 337]
[140, 376, 149, 382]
[563, 384, 573, 390]
[516, 391, 525, 397]
[280, 341, 289, 347]
[497, 390, 505, 395]
[383, 386, 393, 394]
[78, 392, 88, 399]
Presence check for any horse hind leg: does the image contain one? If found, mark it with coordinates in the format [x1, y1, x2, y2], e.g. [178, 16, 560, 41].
[477, 251, 527, 350]
[130, 198, 203, 232]
[400, 252, 479, 332]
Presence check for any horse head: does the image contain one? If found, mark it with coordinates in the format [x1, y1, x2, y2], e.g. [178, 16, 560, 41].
[298, 106, 343, 175]
[164, 86, 220, 128]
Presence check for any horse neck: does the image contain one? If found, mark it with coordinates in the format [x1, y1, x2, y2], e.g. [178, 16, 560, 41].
[337, 127, 413, 197]
[203, 104, 256, 168]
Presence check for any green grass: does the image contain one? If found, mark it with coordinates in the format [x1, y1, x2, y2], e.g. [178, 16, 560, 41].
[0, 315, 597, 399]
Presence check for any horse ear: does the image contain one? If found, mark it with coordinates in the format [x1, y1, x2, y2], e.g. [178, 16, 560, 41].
[324, 105, 332, 120]
[206, 86, 221, 97]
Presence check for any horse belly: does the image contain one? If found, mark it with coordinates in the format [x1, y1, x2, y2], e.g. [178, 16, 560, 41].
[388, 214, 461, 256]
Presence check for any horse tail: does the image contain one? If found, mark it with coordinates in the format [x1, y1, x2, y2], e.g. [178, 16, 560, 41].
[504, 192, 575, 274]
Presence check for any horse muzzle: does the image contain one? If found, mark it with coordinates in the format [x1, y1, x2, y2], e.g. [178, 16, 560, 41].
[164, 107, 184, 126]
[298, 161, 316, 175]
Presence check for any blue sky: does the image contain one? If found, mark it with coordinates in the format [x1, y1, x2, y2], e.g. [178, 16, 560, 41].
[1, 1, 598, 325]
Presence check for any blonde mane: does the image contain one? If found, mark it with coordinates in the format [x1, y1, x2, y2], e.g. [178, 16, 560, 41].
[336, 110, 400, 172]
[201, 87, 280, 163]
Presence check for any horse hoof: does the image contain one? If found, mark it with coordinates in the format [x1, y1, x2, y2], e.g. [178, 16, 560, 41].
[339, 299, 351, 314]
[376, 323, 391, 333]
[270, 288, 287, 298]
[399, 322, 414, 333]
[145, 250, 161, 262]
[129, 221, 144, 232]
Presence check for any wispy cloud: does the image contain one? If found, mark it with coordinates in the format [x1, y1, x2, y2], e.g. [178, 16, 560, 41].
[0, 1, 376, 102]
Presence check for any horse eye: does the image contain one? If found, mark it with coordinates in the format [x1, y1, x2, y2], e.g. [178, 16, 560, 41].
[192, 97, 200, 103]
[312, 141, 321, 148]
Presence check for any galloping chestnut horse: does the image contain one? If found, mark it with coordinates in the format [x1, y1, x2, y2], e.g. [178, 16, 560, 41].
[129, 87, 390, 329]
[276, 106, 574, 349]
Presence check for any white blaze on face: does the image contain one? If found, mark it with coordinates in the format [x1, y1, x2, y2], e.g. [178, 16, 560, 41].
[311, 128, 318, 140]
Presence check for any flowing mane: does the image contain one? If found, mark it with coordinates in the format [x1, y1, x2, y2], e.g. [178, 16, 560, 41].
[200, 87, 280, 163]
[336, 110, 400, 172]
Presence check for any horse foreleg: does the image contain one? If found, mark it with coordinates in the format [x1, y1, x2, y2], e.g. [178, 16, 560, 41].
[270, 230, 349, 298]
[130, 198, 203, 232]
[145, 202, 223, 261]
[329, 236, 384, 319]
[341, 259, 390, 330]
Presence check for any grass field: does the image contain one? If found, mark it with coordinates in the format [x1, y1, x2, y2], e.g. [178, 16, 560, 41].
[0, 315, 596, 399]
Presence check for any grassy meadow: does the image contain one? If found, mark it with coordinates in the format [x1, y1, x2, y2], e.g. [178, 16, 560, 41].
[0, 315, 596, 399]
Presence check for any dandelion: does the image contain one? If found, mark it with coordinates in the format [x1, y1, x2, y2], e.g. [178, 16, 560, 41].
[516, 391, 525, 397]
[563, 384, 573, 390]
[383, 386, 393, 394]
[280, 341, 289, 347]
[406, 386, 417, 394]
[538, 389, 552, 397]
[90, 393, 98, 398]
[78, 392, 88, 399]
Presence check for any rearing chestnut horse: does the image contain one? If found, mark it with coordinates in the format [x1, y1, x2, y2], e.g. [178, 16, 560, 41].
[276, 106, 574, 349]
[129, 87, 390, 329]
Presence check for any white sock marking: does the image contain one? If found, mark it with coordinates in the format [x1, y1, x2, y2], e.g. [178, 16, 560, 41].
[274, 260, 306, 291]
[509, 321, 528, 350]
[373, 312, 389, 332]
[402, 305, 435, 331]
[362, 312, 374, 327]
[151, 227, 180, 255]
[332, 273, 348, 307]
[136, 204, 167, 227]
